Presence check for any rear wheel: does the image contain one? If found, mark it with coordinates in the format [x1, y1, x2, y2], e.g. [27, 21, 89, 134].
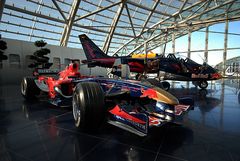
[198, 81, 208, 89]
[21, 77, 40, 100]
[72, 82, 105, 130]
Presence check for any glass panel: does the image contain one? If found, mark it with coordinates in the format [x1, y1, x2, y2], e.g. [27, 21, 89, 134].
[208, 51, 223, 67]
[52, 57, 61, 70]
[64, 58, 71, 66]
[9, 54, 21, 68]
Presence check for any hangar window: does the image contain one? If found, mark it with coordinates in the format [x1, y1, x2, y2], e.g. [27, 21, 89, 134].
[234, 63, 237, 72]
[9, 54, 21, 68]
[53, 57, 61, 70]
[236, 63, 239, 73]
[64, 58, 71, 67]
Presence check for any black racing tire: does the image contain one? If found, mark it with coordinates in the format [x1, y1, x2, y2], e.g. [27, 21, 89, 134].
[72, 82, 105, 130]
[161, 81, 170, 91]
[21, 77, 40, 100]
[198, 80, 208, 89]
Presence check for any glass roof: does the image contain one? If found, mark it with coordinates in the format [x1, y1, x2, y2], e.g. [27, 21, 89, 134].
[1, 0, 240, 56]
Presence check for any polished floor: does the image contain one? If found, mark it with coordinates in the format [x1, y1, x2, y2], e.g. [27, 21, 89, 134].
[1, 79, 240, 161]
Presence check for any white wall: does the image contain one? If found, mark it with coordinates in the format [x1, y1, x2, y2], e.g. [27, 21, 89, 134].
[0, 38, 107, 85]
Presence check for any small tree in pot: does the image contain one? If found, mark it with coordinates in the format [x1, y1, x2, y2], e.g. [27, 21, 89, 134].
[0, 36, 8, 62]
[28, 40, 51, 69]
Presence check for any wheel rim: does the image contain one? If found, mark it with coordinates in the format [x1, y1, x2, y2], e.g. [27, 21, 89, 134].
[200, 81, 208, 88]
[164, 86, 169, 91]
[163, 82, 170, 91]
[21, 79, 27, 95]
[73, 93, 81, 125]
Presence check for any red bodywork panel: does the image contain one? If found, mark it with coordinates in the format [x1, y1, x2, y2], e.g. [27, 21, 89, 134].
[140, 88, 158, 100]
[109, 105, 146, 124]
[175, 104, 190, 115]
[38, 63, 87, 99]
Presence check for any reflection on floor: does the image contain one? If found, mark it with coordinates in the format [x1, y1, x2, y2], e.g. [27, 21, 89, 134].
[0, 79, 240, 161]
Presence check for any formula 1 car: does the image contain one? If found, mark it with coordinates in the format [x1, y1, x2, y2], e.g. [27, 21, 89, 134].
[21, 62, 193, 136]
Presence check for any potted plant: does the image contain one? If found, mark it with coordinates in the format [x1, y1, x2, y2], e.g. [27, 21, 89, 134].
[28, 40, 51, 69]
[0, 36, 8, 63]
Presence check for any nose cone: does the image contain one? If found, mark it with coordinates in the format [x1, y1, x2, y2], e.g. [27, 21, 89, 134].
[155, 88, 179, 105]
[141, 88, 179, 105]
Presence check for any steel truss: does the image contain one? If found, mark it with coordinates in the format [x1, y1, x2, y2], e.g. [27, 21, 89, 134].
[1, 0, 240, 57]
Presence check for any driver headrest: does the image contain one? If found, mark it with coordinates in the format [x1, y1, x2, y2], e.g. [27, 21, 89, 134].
[68, 63, 79, 71]
[73, 63, 78, 69]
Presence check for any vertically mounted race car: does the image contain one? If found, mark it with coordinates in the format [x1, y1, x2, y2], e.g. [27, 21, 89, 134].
[21, 62, 193, 136]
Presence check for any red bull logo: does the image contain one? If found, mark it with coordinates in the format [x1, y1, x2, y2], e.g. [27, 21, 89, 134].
[141, 88, 158, 100]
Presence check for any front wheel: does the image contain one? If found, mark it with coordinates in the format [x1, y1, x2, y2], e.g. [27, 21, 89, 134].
[21, 77, 40, 100]
[72, 82, 105, 130]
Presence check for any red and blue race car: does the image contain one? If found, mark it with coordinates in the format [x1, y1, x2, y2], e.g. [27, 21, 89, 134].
[21, 62, 193, 136]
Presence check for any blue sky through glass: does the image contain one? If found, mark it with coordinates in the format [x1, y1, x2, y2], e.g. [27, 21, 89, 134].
[162, 21, 240, 66]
